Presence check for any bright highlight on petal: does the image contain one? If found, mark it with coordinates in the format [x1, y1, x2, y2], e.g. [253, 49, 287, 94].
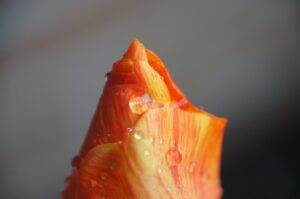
[62, 39, 227, 199]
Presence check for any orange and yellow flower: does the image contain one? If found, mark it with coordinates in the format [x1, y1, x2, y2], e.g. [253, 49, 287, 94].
[62, 39, 227, 199]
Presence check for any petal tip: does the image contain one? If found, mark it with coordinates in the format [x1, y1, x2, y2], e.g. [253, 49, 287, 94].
[123, 38, 147, 61]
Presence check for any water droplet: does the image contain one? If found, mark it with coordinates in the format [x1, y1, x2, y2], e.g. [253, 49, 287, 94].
[103, 133, 111, 142]
[110, 162, 117, 170]
[177, 98, 188, 107]
[202, 172, 209, 182]
[129, 93, 152, 114]
[159, 138, 164, 144]
[149, 137, 154, 143]
[92, 139, 98, 145]
[189, 162, 197, 173]
[157, 168, 162, 174]
[166, 148, 182, 166]
[105, 72, 111, 81]
[100, 172, 108, 180]
[120, 89, 126, 96]
[91, 180, 98, 188]
[144, 150, 150, 156]
[117, 141, 123, 145]
[127, 128, 133, 133]
[133, 133, 142, 140]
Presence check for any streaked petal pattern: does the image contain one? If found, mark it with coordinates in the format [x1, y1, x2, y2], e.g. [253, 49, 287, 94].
[62, 39, 227, 199]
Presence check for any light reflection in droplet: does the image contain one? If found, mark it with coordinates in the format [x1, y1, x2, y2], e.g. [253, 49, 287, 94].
[133, 133, 142, 140]
[149, 137, 154, 143]
[129, 93, 152, 114]
[159, 138, 164, 144]
[103, 133, 111, 142]
[105, 72, 111, 81]
[144, 150, 150, 156]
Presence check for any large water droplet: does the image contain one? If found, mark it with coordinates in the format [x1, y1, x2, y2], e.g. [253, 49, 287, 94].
[129, 93, 152, 114]
[166, 148, 182, 166]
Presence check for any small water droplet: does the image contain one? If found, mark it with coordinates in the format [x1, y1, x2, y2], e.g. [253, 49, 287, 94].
[177, 98, 188, 107]
[133, 133, 142, 140]
[91, 180, 98, 188]
[105, 72, 111, 81]
[117, 141, 123, 145]
[166, 148, 182, 166]
[149, 137, 154, 143]
[100, 172, 108, 180]
[127, 128, 133, 133]
[110, 162, 117, 170]
[120, 89, 126, 96]
[129, 93, 152, 114]
[92, 139, 98, 145]
[144, 150, 150, 156]
[157, 168, 162, 174]
[189, 162, 197, 173]
[202, 172, 209, 182]
[103, 133, 111, 142]
[159, 138, 164, 144]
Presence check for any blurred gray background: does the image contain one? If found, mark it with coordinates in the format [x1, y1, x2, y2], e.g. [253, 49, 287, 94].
[1, 1, 299, 199]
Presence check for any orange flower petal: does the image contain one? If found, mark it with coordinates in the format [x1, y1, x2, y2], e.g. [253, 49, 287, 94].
[62, 39, 227, 199]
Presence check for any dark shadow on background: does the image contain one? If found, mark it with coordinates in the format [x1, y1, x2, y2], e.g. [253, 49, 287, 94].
[222, 92, 300, 199]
